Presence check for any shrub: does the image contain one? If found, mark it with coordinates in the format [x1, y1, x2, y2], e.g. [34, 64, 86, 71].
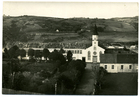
[38, 82, 55, 94]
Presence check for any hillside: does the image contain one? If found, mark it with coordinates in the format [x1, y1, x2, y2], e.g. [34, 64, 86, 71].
[3, 15, 138, 47]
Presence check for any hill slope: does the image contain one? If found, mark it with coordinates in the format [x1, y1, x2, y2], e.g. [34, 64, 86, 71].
[3, 15, 138, 45]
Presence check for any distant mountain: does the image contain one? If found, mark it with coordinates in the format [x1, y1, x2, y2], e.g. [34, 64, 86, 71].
[3, 15, 138, 44]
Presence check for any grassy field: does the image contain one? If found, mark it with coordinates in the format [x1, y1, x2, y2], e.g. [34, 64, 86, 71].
[28, 31, 138, 44]
[99, 31, 138, 42]
[3, 15, 138, 44]
[97, 73, 138, 95]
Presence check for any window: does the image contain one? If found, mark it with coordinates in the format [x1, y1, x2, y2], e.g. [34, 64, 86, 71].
[72, 50, 74, 53]
[94, 47, 96, 50]
[75, 50, 77, 54]
[121, 65, 123, 69]
[88, 51, 91, 60]
[77, 50, 79, 54]
[112, 65, 114, 69]
[105, 65, 107, 69]
[80, 50, 82, 54]
[129, 65, 132, 69]
[71, 50, 73, 53]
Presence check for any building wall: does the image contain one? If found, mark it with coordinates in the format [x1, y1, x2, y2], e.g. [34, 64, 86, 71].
[22, 45, 105, 62]
[100, 63, 138, 73]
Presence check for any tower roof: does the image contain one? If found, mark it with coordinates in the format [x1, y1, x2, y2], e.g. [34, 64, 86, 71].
[93, 24, 98, 35]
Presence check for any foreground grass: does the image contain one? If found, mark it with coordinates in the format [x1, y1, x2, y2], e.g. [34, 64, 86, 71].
[2, 88, 43, 94]
[97, 73, 138, 95]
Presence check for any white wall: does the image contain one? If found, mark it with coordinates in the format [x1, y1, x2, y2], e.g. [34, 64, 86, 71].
[100, 63, 138, 73]
[21, 46, 105, 63]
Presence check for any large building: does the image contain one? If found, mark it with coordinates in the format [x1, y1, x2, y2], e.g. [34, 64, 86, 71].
[100, 54, 138, 73]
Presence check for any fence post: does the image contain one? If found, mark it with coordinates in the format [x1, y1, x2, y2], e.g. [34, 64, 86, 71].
[55, 82, 57, 95]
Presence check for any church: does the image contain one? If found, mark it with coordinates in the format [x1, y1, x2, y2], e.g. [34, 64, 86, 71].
[61, 24, 105, 63]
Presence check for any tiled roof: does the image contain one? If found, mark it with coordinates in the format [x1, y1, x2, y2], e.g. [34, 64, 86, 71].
[100, 54, 138, 63]
[117, 54, 138, 63]
[104, 48, 136, 54]
[100, 54, 117, 63]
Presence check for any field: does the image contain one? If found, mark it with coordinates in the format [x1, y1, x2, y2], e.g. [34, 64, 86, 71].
[3, 15, 138, 45]
[99, 31, 138, 42]
[27, 31, 138, 44]
[97, 73, 138, 95]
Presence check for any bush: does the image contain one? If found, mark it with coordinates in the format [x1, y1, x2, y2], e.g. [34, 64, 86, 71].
[59, 65, 67, 73]
[48, 51, 66, 65]
[38, 82, 55, 94]
[67, 60, 85, 73]
[28, 82, 38, 92]
[13, 72, 25, 90]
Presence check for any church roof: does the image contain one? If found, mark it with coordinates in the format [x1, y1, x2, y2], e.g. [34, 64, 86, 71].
[93, 24, 98, 35]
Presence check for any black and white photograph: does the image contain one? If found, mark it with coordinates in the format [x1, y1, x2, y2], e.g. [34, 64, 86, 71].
[2, 1, 139, 95]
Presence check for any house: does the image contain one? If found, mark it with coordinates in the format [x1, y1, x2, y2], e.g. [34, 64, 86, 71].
[100, 54, 138, 73]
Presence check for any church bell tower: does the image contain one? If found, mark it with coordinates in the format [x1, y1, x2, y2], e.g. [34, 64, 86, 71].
[92, 24, 98, 63]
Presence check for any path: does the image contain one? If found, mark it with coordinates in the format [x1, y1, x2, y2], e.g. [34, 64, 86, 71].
[74, 63, 97, 95]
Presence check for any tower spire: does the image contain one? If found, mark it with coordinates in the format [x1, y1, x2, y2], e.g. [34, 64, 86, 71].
[93, 24, 98, 35]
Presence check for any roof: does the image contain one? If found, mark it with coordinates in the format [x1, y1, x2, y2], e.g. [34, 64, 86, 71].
[100, 54, 117, 63]
[100, 54, 138, 63]
[104, 48, 136, 54]
[93, 24, 98, 35]
[117, 54, 138, 63]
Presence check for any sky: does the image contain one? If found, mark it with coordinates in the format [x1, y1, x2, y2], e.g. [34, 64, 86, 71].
[3, 1, 139, 19]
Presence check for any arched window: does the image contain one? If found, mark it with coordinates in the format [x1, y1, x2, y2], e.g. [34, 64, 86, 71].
[88, 51, 91, 60]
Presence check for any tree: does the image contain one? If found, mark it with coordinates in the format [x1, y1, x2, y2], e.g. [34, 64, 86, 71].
[67, 60, 85, 73]
[34, 50, 42, 62]
[28, 49, 34, 58]
[8, 45, 19, 59]
[59, 48, 65, 54]
[3, 45, 21, 89]
[42, 48, 50, 61]
[19, 49, 26, 60]
[67, 51, 73, 62]
[4, 48, 10, 58]
[48, 50, 66, 65]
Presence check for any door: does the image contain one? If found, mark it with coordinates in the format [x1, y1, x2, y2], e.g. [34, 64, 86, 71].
[82, 57, 85, 62]
[93, 56, 97, 63]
